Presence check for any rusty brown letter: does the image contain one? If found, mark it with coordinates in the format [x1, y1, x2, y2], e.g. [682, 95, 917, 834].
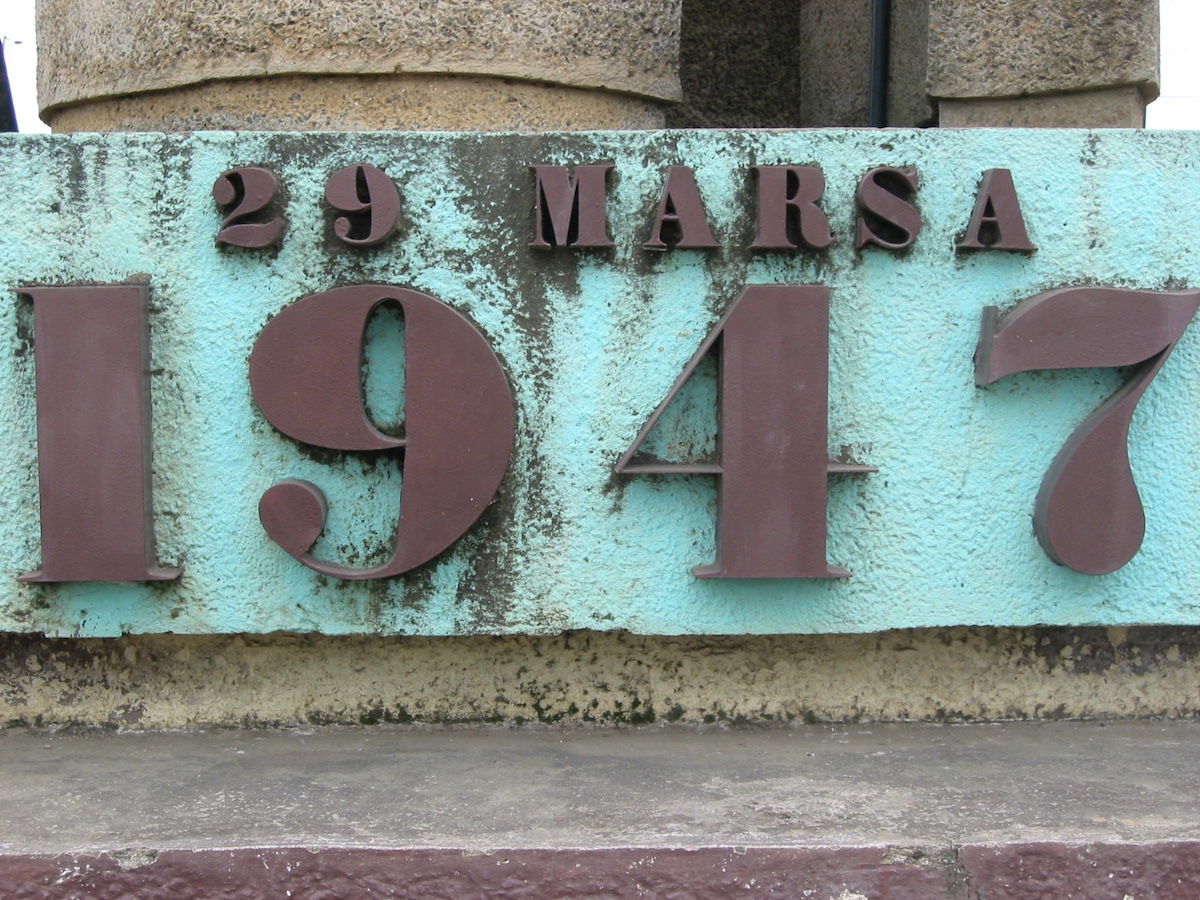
[644, 166, 721, 251]
[752, 166, 833, 250]
[530, 165, 615, 249]
[976, 286, 1200, 574]
[617, 285, 872, 578]
[958, 168, 1036, 251]
[855, 166, 921, 251]
[250, 285, 515, 579]
[18, 285, 181, 583]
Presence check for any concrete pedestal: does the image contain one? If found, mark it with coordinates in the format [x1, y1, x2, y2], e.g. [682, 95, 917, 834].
[2, 721, 1199, 897]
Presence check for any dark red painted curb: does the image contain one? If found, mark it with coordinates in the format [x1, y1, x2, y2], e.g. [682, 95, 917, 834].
[0, 842, 1197, 898]
[0, 847, 955, 899]
[961, 841, 1200, 899]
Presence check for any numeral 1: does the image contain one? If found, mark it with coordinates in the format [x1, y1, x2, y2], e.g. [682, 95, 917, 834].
[18, 285, 180, 582]
[617, 285, 873, 578]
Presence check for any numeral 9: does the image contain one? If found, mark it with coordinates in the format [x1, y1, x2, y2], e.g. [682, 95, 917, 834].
[250, 284, 514, 579]
[325, 165, 401, 246]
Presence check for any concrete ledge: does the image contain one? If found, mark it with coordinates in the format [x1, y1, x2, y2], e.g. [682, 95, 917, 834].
[8, 627, 1200, 729]
[2, 721, 1199, 896]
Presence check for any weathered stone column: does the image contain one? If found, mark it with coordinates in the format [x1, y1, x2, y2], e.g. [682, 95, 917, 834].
[724, 0, 1159, 128]
[37, 0, 680, 132]
[928, 0, 1159, 127]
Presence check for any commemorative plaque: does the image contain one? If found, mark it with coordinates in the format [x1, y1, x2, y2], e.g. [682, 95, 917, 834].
[1, 129, 1198, 636]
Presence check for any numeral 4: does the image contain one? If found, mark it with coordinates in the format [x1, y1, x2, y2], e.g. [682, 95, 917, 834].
[616, 285, 873, 578]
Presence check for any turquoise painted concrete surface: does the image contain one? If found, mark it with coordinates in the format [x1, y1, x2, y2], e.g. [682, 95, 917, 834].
[0, 130, 1199, 636]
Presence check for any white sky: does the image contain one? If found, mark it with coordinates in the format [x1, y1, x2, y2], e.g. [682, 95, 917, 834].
[0, 0, 1196, 131]
[1147, 0, 1200, 127]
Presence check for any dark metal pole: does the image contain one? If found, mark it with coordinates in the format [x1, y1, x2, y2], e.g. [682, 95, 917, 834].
[0, 42, 19, 133]
[868, 0, 891, 127]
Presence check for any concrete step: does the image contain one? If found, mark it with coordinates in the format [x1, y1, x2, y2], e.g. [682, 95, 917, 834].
[1, 721, 1198, 897]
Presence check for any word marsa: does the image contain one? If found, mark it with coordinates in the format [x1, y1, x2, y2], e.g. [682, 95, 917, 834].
[530, 165, 1036, 253]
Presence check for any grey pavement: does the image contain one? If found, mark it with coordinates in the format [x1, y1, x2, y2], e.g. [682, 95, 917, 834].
[1, 720, 1198, 854]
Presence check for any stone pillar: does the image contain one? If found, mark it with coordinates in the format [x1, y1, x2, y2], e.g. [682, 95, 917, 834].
[669, 0, 802, 127]
[36, 0, 680, 132]
[730, 0, 1159, 129]
[797, 0, 872, 127]
[928, 0, 1159, 127]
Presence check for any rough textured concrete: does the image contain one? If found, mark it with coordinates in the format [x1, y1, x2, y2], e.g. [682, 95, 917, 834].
[48, 75, 667, 133]
[37, 0, 680, 128]
[927, 0, 1159, 102]
[6, 627, 1200, 728]
[889, 0, 936, 126]
[940, 86, 1147, 128]
[961, 843, 1200, 899]
[789, 0, 1158, 128]
[4, 845, 1200, 898]
[0, 847, 971, 898]
[668, 0, 802, 128]
[3, 721, 1199, 849]
[1, 722, 1199, 896]
[671, 0, 935, 129]
[798, 0, 872, 127]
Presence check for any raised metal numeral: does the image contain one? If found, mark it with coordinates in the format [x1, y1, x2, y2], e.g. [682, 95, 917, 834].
[617, 284, 872, 578]
[250, 284, 515, 579]
[976, 286, 1200, 574]
[213, 166, 283, 248]
[18, 284, 180, 582]
[325, 165, 401, 247]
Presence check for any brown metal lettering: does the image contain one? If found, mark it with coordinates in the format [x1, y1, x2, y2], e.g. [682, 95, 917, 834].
[644, 166, 721, 251]
[958, 168, 1036, 251]
[250, 284, 515, 579]
[617, 285, 873, 578]
[529, 165, 614, 249]
[752, 166, 833, 250]
[18, 285, 180, 583]
[976, 287, 1200, 574]
[325, 164, 401, 247]
[854, 166, 921, 251]
[213, 167, 283, 248]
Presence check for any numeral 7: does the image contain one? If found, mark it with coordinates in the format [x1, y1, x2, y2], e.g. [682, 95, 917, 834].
[976, 286, 1200, 574]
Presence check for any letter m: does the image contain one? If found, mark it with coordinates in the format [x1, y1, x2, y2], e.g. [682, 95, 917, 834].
[530, 165, 614, 249]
